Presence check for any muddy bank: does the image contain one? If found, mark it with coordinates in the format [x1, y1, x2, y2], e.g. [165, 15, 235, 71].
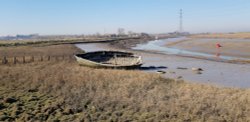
[166, 38, 250, 59]
[109, 37, 154, 49]
[109, 35, 179, 49]
[190, 32, 250, 39]
[132, 38, 250, 64]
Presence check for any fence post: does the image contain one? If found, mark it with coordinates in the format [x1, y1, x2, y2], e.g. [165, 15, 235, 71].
[13, 57, 17, 64]
[2, 56, 8, 64]
[40, 56, 43, 61]
[47, 56, 50, 61]
[23, 56, 26, 63]
[31, 56, 34, 62]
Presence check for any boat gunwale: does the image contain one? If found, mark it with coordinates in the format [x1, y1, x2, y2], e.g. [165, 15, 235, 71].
[74, 51, 143, 68]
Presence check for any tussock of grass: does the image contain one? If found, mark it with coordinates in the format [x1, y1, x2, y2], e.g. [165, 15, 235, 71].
[1, 61, 250, 121]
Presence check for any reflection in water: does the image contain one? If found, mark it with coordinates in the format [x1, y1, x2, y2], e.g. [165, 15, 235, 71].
[215, 52, 221, 57]
[215, 52, 221, 61]
[215, 48, 221, 60]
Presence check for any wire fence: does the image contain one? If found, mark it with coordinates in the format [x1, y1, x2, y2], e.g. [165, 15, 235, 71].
[1, 55, 75, 65]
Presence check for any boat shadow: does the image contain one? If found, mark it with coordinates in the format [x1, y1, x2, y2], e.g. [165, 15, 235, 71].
[137, 66, 167, 71]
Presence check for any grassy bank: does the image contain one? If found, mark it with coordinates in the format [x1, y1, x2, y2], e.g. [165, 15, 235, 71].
[0, 44, 83, 57]
[190, 32, 250, 39]
[0, 44, 83, 64]
[0, 37, 139, 47]
[0, 45, 250, 121]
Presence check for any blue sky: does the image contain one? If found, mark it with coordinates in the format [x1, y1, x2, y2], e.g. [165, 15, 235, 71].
[0, 0, 250, 36]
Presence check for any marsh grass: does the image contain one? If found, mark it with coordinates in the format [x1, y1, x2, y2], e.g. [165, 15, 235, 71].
[0, 38, 97, 47]
[0, 44, 83, 64]
[0, 44, 83, 57]
[0, 37, 137, 47]
[0, 44, 250, 121]
[1, 61, 250, 121]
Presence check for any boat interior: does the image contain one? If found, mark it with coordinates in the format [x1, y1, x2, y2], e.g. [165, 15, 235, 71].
[75, 51, 142, 65]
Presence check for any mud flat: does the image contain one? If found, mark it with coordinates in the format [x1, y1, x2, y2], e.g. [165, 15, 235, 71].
[166, 38, 250, 59]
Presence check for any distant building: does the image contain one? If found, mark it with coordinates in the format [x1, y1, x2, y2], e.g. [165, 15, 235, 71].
[140, 33, 150, 37]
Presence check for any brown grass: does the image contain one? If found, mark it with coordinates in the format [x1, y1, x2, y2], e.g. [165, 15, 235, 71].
[1, 61, 250, 121]
[190, 32, 250, 39]
[0, 44, 83, 57]
[0, 44, 250, 121]
[0, 44, 84, 63]
[0, 37, 138, 47]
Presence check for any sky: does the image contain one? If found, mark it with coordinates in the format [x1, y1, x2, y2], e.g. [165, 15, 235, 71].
[0, 0, 250, 36]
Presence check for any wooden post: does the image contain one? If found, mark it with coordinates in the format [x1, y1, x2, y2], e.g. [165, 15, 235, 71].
[55, 56, 58, 61]
[5, 57, 8, 64]
[47, 56, 50, 61]
[40, 56, 43, 61]
[31, 56, 34, 62]
[1, 57, 3, 64]
[2, 56, 8, 64]
[13, 57, 17, 64]
[62, 55, 64, 60]
[23, 56, 26, 63]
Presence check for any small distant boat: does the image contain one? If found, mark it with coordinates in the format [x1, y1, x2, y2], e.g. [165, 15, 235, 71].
[75, 51, 143, 69]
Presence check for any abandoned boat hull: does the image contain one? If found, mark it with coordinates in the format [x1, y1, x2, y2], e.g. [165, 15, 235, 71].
[75, 51, 143, 69]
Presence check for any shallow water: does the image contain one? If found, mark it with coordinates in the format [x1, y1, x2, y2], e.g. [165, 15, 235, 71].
[76, 42, 250, 88]
[132, 38, 250, 61]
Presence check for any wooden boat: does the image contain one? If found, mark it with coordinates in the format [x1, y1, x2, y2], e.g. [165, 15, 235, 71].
[75, 51, 143, 69]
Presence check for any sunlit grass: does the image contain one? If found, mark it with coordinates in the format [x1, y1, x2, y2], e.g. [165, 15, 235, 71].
[0, 44, 250, 121]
